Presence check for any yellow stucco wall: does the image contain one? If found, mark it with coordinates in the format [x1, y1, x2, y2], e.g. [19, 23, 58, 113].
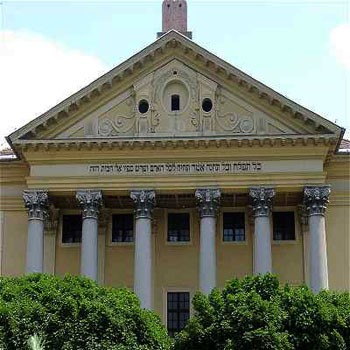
[1, 211, 27, 276]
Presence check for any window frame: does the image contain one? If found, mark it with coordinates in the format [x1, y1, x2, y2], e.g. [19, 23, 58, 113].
[220, 208, 249, 245]
[108, 210, 135, 246]
[163, 288, 192, 336]
[164, 209, 193, 246]
[59, 210, 82, 247]
[271, 207, 299, 245]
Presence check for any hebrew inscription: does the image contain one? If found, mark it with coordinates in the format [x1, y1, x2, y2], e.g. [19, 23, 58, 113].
[88, 161, 263, 176]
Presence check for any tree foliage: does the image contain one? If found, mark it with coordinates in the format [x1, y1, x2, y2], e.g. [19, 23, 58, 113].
[0, 274, 171, 350]
[174, 274, 350, 350]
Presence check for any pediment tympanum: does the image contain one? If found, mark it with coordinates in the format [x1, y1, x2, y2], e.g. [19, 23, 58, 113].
[8, 31, 342, 151]
[56, 60, 299, 140]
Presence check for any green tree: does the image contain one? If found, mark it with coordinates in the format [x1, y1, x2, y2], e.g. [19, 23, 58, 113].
[0, 274, 171, 350]
[174, 274, 350, 350]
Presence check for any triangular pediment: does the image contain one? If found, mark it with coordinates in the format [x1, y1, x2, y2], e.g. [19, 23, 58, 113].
[7, 30, 344, 152]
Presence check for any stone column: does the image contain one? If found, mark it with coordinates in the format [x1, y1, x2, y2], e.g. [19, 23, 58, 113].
[304, 185, 331, 293]
[76, 190, 103, 281]
[249, 187, 275, 274]
[23, 190, 49, 273]
[195, 188, 221, 295]
[130, 190, 155, 309]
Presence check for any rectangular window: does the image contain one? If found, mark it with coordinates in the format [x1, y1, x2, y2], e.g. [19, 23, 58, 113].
[273, 212, 296, 240]
[167, 213, 190, 242]
[62, 214, 82, 243]
[167, 292, 190, 337]
[223, 212, 245, 242]
[112, 214, 134, 243]
[171, 94, 180, 111]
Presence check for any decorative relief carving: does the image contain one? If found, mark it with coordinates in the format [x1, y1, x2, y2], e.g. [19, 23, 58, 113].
[23, 190, 49, 221]
[98, 95, 136, 136]
[76, 190, 103, 220]
[130, 190, 156, 219]
[216, 112, 255, 133]
[98, 116, 136, 136]
[195, 188, 221, 218]
[249, 187, 275, 217]
[303, 185, 331, 216]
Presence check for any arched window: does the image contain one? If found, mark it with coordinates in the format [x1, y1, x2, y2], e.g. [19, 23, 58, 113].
[171, 94, 180, 111]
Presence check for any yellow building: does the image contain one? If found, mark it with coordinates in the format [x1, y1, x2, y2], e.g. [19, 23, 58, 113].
[0, 0, 349, 335]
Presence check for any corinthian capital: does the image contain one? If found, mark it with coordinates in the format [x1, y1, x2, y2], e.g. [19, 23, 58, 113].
[195, 188, 221, 218]
[23, 190, 49, 221]
[130, 190, 155, 219]
[303, 185, 331, 216]
[249, 187, 275, 217]
[76, 190, 103, 219]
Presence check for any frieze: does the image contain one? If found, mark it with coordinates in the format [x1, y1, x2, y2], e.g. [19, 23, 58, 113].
[88, 161, 263, 176]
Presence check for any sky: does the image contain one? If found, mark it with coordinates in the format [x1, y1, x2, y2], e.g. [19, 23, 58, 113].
[0, 0, 349, 148]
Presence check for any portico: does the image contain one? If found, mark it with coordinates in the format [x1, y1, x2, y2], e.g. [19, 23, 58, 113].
[23, 183, 332, 309]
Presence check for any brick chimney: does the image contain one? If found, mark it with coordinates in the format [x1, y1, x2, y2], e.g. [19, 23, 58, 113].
[157, 0, 192, 39]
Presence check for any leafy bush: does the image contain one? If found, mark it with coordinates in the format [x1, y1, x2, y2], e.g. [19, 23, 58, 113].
[0, 274, 171, 350]
[174, 274, 350, 350]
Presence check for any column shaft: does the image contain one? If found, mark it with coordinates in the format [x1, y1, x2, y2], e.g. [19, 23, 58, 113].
[309, 215, 328, 291]
[23, 190, 49, 274]
[76, 190, 103, 281]
[304, 185, 331, 292]
[81, 217, 99, 280]
[196, 188, 221, 295]
[249, 187, 275, 275]
[130, 190, 155, 309]
[254, 215, 272, 274]
[26, 219, 45, 273]
[134, 217, 152, 309]
[199, 216, 216, 294]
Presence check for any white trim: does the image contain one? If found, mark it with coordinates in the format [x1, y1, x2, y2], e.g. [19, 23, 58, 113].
[164, 209, 193, 246]
[220, 207, 249, 245]
[271, 207, 299, 245]
[107, 210, 135, 247]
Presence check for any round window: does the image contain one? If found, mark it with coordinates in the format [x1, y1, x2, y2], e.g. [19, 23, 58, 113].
[138, 99, 149, 114]
[202, 98, 213, 113]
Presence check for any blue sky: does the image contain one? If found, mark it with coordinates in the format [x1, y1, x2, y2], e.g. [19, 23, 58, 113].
[0, 0, 349, 147]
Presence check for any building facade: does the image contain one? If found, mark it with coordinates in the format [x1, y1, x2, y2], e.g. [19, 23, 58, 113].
[0, 0, 349, 334]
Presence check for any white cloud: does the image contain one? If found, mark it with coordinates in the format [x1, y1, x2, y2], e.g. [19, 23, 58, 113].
[330, 23, 350, 70]
[0, 30, 109, 149]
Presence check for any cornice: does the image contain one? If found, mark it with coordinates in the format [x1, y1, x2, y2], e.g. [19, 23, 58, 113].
[7, 30, 343, 156]
[15, 134, 337, 152]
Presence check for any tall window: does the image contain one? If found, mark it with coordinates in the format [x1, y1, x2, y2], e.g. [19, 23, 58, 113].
[273, 212, 295, 240]
[62, 214, 82, 243]
[167, 292, 190, 337]
[112, 214, 134, 243]
[167, 213, 190, 242]
[223, 212, 245, 242]
[171, 94, 180, 111]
